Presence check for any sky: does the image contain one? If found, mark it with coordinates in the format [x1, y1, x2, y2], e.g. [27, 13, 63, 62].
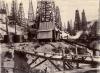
[4, 0, 99, 25]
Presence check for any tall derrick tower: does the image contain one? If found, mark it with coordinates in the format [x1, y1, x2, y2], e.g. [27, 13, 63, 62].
[0, 0, 6, 11]
[36, 0, 55, 27]
[0, 0, 1, 9]
[18, 2, 26, 26]
[74, 9, 81, 32]
[81, 10, 87, 31]
[2, 1, 6, 10]
[10, 0, 18, 25]
[67, 21, 71, 34]
[18, 2, 27, 38]
[55, 6, 62, 30]
[0, 0, 6, 23]
[27, 0, 37, 41]
[28, 0, 34, 26]
[10, 0, 18, 18]
[6, 3, 9, 16]
[9, 0, 18, 35]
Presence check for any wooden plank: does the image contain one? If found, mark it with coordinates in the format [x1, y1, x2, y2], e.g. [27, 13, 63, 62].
[65, 60, 73, 69]
[65, 62, 73, 69]
[63, 60, 68, 70]
[32, 59, 47, 69]
[29, 57, 39, 66]
[48, 59, 61, 71]
[55, 68, 100, 73]
[15, 50, 100, 65]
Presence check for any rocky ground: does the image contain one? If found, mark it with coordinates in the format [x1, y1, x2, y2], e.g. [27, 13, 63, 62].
[0, 42, 100, 73]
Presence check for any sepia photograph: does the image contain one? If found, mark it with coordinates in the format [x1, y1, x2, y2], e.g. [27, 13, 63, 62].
[0, 0, 100, 73]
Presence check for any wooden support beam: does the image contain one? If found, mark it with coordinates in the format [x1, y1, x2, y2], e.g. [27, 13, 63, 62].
[55, 68, 100, 73]
[63, 60, 68, 70]
[6, 17, 9, 35]
[15, 50, 100, 65]
[76, 62, 79, 68]
[65, 60, 73, 69]
[65, 62, 73, 70]
[48, 59, 61, 71]
[29, 57, 39, 66]
[32, 59, 47, 69]
[49, 43, 58, 49]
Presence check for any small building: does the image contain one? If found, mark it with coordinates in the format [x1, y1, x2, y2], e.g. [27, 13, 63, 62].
[37, 22, 59, 41]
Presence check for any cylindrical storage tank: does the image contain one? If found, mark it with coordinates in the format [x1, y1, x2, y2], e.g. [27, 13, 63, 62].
[13, 35, 24, 43]
[3, 35, 13, 43]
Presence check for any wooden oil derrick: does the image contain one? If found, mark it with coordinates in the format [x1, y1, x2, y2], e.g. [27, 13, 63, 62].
[67, 21, 71, 34]
[81, 9, 87, 31]
[10, 0, 18, 27]
[74, 9, 81, 32]
[67, 20, 75, 36]
[54, 6, 62, 40]
[10, 0, 18, 35]
[0, 0, 1, 9]
[6, 3, 9, 16]
[40, 0, 54, 22]
[55, 6, 62, 31]
[36, 0, 55, 25]
[2, 1, 6, 10]
[78, 10, 88, 43]
[18, 2, 26, 27]
[27, 0, 37, 41]
[28, 0, 34, 26]
[0, 0, 6, 13]
[35, 0, 43, 29]
[0, 0, 6, 23]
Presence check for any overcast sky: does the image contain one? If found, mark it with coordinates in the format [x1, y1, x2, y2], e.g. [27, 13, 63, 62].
[5, 0, 99, 24]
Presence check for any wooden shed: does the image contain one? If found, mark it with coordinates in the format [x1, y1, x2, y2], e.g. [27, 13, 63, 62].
[37, 22, 60, 41]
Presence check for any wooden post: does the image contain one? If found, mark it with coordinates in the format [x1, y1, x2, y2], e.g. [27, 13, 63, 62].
[75, 46, 79, 68]
[15, 21, 17, 35]
[6, 16, 9, 35]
